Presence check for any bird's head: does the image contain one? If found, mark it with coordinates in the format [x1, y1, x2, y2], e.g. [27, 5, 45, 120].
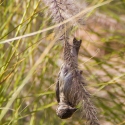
[56, 104, 77, 119]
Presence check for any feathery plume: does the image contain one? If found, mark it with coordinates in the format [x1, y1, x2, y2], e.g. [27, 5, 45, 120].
[43, 0, 87, 31]
[44, 0, 100, 124]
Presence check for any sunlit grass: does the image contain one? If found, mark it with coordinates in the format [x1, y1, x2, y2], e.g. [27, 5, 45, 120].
[0, 0, 125, 125]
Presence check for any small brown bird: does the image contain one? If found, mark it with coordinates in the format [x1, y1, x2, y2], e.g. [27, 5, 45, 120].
[56, 38, 82, 119]
[55, 38, 100, 125]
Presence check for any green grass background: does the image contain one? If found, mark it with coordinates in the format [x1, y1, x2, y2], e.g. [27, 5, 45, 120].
[0, 0, 125, 125]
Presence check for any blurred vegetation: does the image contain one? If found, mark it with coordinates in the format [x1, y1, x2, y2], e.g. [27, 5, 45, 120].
[0, 0, 125, 125]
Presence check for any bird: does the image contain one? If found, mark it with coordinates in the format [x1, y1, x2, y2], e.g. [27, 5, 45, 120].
[55, 38, 100, 125]
[56, 38, 82, 119]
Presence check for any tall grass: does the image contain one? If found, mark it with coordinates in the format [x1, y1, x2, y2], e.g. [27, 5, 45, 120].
[0, 0, 125, 125]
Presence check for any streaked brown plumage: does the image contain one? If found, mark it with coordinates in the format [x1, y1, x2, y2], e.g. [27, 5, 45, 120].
[56, 38, 100, 125]
[56, 38, 82, 118]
